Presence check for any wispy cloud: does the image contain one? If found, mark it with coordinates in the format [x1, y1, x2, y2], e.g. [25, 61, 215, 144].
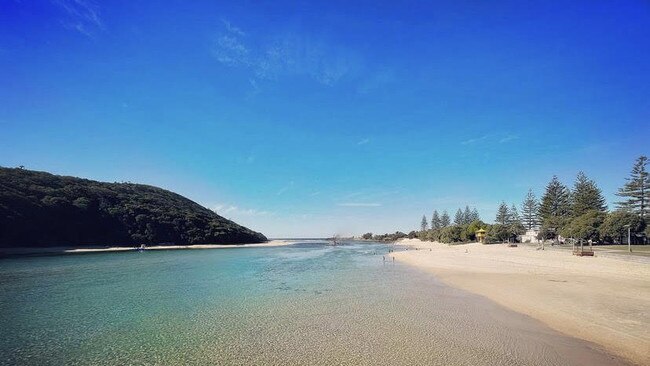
[461, 134, 490, 145]
[337, 202, 382, 207]
[357, 68, 396, 94]
[247, 78, 261, 98]
[339, 188, 401, 202]
[52, 0, 103, 37]
[461, 133, 520, 145]
[357, 138, 370, 145]
[212, 204, 272, 217]
[213, 33, 250, 66]
[221, 18, 245, 36]
[276, 180, 295, 196]
[212, 19, 358, 87]
[499, 134, 519, 143]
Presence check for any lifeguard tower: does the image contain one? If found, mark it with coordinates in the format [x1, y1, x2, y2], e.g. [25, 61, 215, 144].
[476, 228, 486, 244]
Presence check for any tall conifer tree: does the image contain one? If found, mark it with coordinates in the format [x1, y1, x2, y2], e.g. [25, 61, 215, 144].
[431, 210, 441, 230]
[471, 207, 480, 222]
[521, 189, 540, 229]
[440, 211, 451, 227]
[539, 176, 571, 223]
[454, 208, 464, 225]
[509, 204, 521, 225]
[420, 215, 429, 232]
[572, 171, 607, 216]
[463, 206, 472, 224]
[616, 156, 649, 219]
[496, 202, 510, 225]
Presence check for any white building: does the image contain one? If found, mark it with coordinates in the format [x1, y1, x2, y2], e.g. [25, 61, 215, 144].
[520, 228, 540, 243]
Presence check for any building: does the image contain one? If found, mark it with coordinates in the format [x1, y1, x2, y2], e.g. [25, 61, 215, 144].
[520, 228, 540, 243]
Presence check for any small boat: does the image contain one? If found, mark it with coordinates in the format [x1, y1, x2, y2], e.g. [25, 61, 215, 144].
[136, 244, 146, 252]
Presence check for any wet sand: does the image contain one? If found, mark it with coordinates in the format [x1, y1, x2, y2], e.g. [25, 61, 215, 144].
[394, 239, 650, 365]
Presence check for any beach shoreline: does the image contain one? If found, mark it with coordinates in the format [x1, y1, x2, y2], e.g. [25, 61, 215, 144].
[393, 238, 650, 366]
[0, 239, 297, 257]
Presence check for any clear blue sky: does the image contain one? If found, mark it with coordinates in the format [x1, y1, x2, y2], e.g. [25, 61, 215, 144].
[1, 1, 649, 237]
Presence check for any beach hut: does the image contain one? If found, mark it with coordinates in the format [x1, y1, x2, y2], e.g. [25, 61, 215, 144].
[476, 229, 486, 244]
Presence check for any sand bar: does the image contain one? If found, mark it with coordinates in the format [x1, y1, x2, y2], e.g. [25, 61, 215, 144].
[0, 240, 297, 256]
[393, 239, 650, 365]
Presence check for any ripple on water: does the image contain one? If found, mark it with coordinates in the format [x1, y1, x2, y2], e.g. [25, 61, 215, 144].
[0, 243, 630, 365]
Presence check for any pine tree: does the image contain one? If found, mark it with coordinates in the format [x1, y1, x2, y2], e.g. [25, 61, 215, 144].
[539, 176, 571, 223]
[521, 189, 540, 229]
[616, 156, 650, 219]
[440, 211, 451, 227]
[509, 204, 521, 225]
[463, 206, 472, 224]
[420, 215, 429, 232]
[454, 208, 464, 225]
[431, 210, 441, 230]
[495, 202, 510, 225]
[572, 171, 607, 217]
[470, 207, 480, 222]
[508, 203, 525, 240]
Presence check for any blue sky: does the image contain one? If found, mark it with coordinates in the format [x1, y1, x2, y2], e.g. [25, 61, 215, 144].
[1, 1, 649, 237]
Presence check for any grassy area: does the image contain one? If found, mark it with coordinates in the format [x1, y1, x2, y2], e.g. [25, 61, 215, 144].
[596, 245, 650, 255]
[519, 242, 650, 258]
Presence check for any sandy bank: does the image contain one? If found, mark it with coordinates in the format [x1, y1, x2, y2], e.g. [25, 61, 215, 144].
[0, 240, 297, 256]
[394, 239, 650, 366]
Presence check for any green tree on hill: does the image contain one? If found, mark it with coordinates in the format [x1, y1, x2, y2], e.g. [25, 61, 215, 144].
[0, 167, 267, 247]
[616, 156, 649, 219]
[572, 171, 607, 216]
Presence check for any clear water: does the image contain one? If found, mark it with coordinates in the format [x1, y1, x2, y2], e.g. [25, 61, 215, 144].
[0, 241, 626, 365]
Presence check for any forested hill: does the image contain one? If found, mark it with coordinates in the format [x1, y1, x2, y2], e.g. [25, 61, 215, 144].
[0, 167, 267, 247]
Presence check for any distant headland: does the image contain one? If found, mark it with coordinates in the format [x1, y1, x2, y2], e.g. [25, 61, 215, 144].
[0, 167, 267, 248]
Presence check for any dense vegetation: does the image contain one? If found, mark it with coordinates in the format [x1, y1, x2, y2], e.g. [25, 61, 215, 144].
[411, 155, 649, 245]
[361, 231, 411, 242]
[0, 167, 267, 247]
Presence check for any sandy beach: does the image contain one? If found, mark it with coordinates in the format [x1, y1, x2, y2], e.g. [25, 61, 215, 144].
[393, 239, 650, 365]
[0, 240, 297, 256]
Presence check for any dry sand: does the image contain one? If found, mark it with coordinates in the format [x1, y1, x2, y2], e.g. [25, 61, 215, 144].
[394, 239, 650, 365]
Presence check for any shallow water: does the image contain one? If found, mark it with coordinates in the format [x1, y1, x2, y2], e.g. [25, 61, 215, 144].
[0, 241, 627, 365]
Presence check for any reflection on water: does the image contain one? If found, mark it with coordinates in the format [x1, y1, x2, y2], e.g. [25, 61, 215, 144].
[0, 241, 627, 365]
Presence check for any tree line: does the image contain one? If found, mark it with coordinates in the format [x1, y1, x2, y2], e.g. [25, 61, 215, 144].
[414, 155, 649, 244]
[416, 206, 487, 243]
[525, 156, 648, 244]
